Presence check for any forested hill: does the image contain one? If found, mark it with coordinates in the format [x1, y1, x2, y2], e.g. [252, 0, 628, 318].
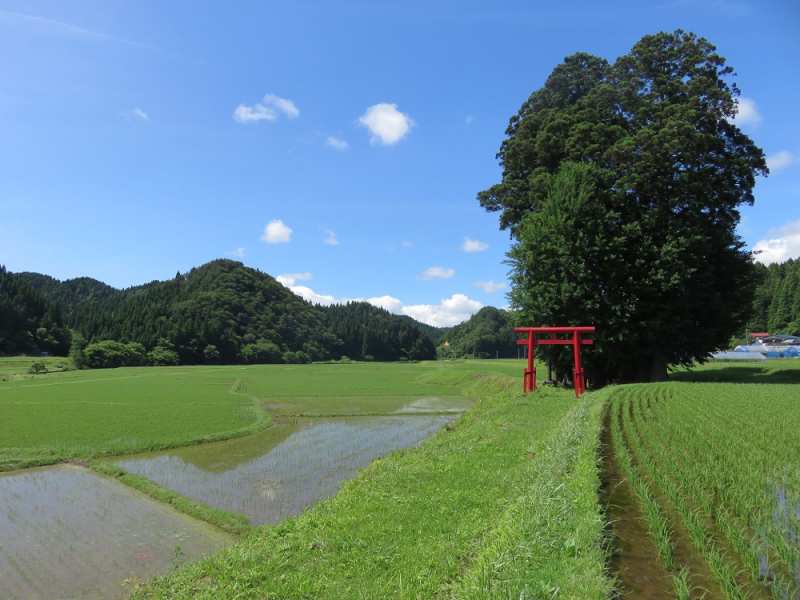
[10, 259, 438, 365]
[14, 272, 120, 314]
[397, 316, 447, 343]
[0, 266, 71, 356]
[749, 258, 800, 334]
[437, 306, 518, 359]
[323, 302, 436, 361]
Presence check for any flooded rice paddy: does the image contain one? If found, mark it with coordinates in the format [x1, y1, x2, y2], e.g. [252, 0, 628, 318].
[0, 465, 233, 600]
[112, 414, 455, 525]
[1, 398, 463, 598]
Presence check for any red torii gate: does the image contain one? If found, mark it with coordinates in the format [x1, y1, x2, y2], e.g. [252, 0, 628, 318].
[514, 326, 595, 398]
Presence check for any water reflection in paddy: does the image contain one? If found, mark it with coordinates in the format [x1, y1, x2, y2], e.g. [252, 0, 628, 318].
[113, 414, 455, 525]
[0, 465, 233, 600]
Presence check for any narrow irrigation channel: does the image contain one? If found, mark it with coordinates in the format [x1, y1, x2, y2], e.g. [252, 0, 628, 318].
[603, 379, 800, 600]
[600, 407, 674, 599]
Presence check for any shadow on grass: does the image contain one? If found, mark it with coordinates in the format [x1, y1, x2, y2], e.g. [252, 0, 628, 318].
[670, 364, 800, 384]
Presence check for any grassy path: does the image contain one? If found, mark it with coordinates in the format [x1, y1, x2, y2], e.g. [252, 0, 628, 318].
[133, 369, 612, 599]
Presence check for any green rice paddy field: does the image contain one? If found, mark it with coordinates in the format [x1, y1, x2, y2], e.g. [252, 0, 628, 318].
[0, 360, 483, 470]
[1, 357, 799, 599]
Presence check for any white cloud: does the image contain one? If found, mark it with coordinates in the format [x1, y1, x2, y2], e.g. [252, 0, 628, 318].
[753, 220, 800, 264]
[474, 280, 506, 293]
[132, 107, 149, 121]
[326, 136, 348, 150]
[401, 241, 413, 249]
[733, 97, 762, 126]
[367, 295, 405, 313]
[276, 272, 312, 286]
[358, 103, 413, 145]
[465, 115, 474, 124]
[233, 104, 274, 123]
[767, 150, 799, 173]
[121, 107, 149, 122]
[403, 294, 484, 327]
[275, 282, 482, 327]
[418, 266, 455, 281]
[263, 94, 299, 118]
[322, 230, 339, 245]
[462, 237, 489, 253]
[261, 219, 292, 243]
[230, 247, 246, 258]
[290, 285, 339, 306]
[233, 93, 299, 123]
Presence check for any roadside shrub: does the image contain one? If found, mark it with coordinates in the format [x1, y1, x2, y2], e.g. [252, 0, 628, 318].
[203, 344, 220, 364]
[148, 345, 180, 366]
[27, 361, 47, 374]
[282, 351, 312, 364]
[85, 340, 147, 369]
[240, 342, 282, 364]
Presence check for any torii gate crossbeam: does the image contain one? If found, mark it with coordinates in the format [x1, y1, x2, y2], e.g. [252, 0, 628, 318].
[514, 326, 595, 398]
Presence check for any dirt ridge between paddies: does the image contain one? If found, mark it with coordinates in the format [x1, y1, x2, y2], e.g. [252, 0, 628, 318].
[133, 367, 613, 600]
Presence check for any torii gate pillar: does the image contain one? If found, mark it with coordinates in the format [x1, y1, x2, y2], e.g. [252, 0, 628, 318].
[514, 327, 595, 398]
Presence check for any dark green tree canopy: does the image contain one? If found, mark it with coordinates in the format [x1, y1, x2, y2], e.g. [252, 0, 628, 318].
[484, 31, 768, 383]
[0, 265, 71, 356]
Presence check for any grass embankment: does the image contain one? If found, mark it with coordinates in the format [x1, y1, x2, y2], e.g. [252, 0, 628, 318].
[610, 365, 800, 599]
[132, 367, 612, 600]
[90, 461, 251, 535]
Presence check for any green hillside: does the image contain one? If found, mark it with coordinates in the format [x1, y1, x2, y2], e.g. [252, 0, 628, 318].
[437, 306, 517, 359]
[11, 260, 437, 365]
[0, 266, 71, 356]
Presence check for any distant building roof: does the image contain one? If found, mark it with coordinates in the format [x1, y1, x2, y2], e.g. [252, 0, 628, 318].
[761, 335, 800, 345]
[751, 332, 769, 337]
[711, 351, 765, 361]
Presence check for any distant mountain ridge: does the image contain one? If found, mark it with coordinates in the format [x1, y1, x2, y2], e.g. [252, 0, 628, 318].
[8, 259, 443, 365]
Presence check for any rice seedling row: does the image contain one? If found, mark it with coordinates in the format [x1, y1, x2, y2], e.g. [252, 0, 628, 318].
[609, 392, 678, 574]
[635, 394, 768, 590]
[612, 382, 800, 599]
[623, 388, 751, 599]
[642, 388, 800, 592]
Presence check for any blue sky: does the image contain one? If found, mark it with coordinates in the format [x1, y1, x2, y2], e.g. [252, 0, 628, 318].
[1, 1, 798, 326]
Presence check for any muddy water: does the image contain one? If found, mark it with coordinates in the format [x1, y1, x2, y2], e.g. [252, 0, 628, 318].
[601, 433, 675, 598]
[0, 465, 233, 600]
[112, 414, 454, 525]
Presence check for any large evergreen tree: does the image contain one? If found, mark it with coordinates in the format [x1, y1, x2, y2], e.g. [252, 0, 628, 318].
[481, 31, 768, 383]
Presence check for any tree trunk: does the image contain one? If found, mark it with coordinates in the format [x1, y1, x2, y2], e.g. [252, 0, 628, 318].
[649, 352, 669, 382]
[633, 352, 669, 383]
